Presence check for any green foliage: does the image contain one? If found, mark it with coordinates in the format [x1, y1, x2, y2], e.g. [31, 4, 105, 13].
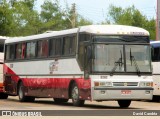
[106, 5, 156, 39]
[0, 0, 41, 36]
[1, 1, 155, 38]
[40, 0, 65, 32]
[77, 15, 92, 26]
[0, 0, 14, 36]
[0, 0, 93, 36]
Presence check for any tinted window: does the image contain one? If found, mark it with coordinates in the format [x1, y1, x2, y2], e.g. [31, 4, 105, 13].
[6, 45, 15, 60]
[49, 38, 62, 56]
[93, 36, 149, 43]
[152, 47, 160, 62]
[49, 39, 56, 56]
[63, 36, 76, 55]
[55, 38, 62, 56]
[0, 44, 4, 52]
[16, 43, 22, 59]
[37, 40, 48, 57]
[26, 42, 36, 58]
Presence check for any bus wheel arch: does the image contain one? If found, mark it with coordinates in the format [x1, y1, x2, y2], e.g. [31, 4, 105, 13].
[69, 81, 85, 106]
[17, 80, 23, 95]
[68, 80, 76, 98]
[17, 80, 35, 102]
[17, 80, 27, 102]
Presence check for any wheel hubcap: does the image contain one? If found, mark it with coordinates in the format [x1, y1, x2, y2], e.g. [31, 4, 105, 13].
[19, 86, 23, 99]
[72, 86, 78, 102]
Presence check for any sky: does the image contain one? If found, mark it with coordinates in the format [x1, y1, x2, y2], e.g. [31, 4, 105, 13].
[36, 0, 157, 24]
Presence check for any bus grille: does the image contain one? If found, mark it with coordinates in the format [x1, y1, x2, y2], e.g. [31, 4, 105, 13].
[113, 82, 138, 87]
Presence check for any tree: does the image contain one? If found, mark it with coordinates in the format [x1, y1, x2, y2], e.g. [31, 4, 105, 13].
[0, 0, 41, 36]
[0, 0, 16, 36]
[105, 5, 156, 39]
[40, 1, 92, 32]
[12, 0, 41, 35]
[77, 15, 92, 26]
[0, 0, 92, 36]
[40, 0, 65, 32]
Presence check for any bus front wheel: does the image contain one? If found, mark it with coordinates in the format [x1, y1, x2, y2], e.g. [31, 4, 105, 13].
[152, 96, 160, 102]
[71, 83, 85, 106]
[117, 100, 131, 108]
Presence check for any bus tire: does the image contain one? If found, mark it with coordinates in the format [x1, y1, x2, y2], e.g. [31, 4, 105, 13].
[152, 96, 160, 102]
[0, 93, 8, 99]
[54, 98, 69, 103]
[71, 83, 85, 106]
[27, 96, 35, 102]
[117, 100, 131, 108]
[18, 82, 28, 102]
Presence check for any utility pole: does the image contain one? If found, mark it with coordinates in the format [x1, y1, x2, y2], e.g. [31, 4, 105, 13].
[156, 0, 160, 40]
[71, 3, 76, 28]
[63, 3, 77, 28]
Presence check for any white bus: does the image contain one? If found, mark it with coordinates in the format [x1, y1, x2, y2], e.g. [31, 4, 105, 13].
[3, 25, 153, 108]
[0, 36, 8, 99]
[150, 41, 160, 102]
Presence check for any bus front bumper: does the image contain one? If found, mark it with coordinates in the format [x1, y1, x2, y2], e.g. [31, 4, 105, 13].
[92, 87, 153, 101]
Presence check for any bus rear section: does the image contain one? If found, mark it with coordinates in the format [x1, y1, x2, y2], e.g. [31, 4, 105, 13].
[151, 41, 160, 102]
[0, 53, 3, 93]
[0, 37, 8, 99]
[3, 25, 153, 108]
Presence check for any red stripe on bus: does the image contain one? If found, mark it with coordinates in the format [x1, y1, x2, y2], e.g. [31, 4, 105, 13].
[3, 64, 91, 100]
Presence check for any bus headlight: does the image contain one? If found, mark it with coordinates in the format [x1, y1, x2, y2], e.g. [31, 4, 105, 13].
[94, 82, 112, 87]
[139, 82, 153, 87]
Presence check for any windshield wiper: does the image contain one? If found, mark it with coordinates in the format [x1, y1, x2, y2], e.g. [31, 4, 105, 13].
[110, 50, 123, 76]
[130, 48, 141, 76]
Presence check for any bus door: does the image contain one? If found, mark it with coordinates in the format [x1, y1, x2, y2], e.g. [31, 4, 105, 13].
[84, 43, 92, 79]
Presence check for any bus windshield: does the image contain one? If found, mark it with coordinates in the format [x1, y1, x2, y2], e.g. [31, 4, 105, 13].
[93, 44, 151, 74]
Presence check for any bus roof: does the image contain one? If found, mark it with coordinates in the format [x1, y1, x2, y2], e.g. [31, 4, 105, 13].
[150, 41, 160, 48]
[0, 36, 7, 43]
[5, 25, 149, 44]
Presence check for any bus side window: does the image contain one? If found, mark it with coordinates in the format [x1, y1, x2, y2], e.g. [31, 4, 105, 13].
[49, 39, 56, 56]
[49, 38, 63, 57]
[152, 47, 160, 61]
[6, 45, 10, 60]
[63, 37, 70, 55]
[22, 43, 26, 59]
[70, 36, 76, 55]
[37, 39, 48, 58]
[63, 36, 76, 56]
[16, 43, 22, 59]
[158, 48, 160, 61]
[6, 45, 15, 60]
[26, 42, 36, 59]
[0, 44, 4, 52]
[55, 38, 62, 56]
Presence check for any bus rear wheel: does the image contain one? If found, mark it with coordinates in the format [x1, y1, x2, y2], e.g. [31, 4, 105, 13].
[117, 100, 131, 108]
[71, 83, 84, 106]
[18, 82, 35, 102]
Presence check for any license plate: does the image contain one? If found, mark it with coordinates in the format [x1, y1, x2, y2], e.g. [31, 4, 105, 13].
[121, 90, 131, 95]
